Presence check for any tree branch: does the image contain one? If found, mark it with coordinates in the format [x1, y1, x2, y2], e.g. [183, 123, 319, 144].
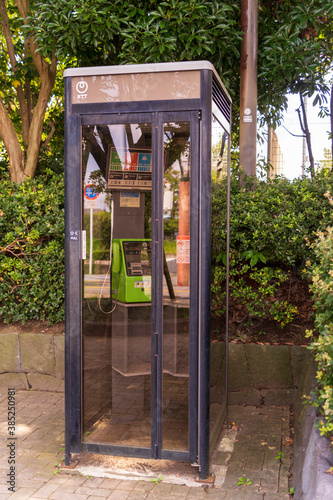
[24, 56, 57, 178]
[13, 0, 57, 180]
[299, 93, 315, 180]
[24, 38, 33, 124]
[16, 0, 52, 78]
[296, 107, 305, 134]
[0, 94, 25, 183]
[41, 120, 56, 149]
[0, 0, 29, 144]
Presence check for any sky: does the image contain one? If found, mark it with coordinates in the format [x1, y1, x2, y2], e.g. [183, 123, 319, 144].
[274, 93, 331, 180]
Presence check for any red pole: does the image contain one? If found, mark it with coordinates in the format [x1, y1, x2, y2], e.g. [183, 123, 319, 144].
[177, 179, 190, 286]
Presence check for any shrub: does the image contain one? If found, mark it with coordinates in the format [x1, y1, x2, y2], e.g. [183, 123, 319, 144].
[211, 255, 298, 327]
[2, 166, 333, 327]
[212, 168, 333, 267]
[0, 171, 65, 324]
[306, 227, 333, 437]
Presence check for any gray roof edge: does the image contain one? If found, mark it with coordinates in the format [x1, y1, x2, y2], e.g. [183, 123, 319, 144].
[63, 60, 231, 102]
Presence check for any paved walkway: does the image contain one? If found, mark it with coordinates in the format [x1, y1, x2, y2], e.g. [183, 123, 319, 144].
[0, 389, 292, 499]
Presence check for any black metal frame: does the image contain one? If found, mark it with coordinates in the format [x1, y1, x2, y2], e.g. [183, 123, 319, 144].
[198, 70, 212, 479]
[65, 66, 230, 478]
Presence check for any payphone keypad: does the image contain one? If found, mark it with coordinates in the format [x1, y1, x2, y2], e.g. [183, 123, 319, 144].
[123, 241, 151, 277]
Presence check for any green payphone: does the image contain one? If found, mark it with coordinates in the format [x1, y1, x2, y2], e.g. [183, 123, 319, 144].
[111, 238, 151, 303]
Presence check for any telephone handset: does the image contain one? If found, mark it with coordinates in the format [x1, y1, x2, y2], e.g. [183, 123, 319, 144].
[111, 240, 121, 274]
[111, 239, 151, 303]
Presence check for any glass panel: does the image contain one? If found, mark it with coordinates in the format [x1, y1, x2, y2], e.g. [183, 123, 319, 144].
[82, 122, 152, 448]
[210, 114, 228, 441]
[212, 115, 229, 180]
[162, 121, 191, 452]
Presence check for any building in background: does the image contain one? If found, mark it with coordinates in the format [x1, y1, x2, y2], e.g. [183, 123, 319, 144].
[267, 127, 284, 178]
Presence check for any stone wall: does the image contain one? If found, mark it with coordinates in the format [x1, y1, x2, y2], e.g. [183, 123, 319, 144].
[0, 332, 317, 400]
[228, 343, 316, 406]
[0, 332, 64, 391]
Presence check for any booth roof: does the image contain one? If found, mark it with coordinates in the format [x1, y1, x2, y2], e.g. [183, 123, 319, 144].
[63, 60, 231, 101]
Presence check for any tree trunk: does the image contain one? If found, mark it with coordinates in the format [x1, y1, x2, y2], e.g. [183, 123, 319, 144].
[0, 96, 25, 183]
[0, 0, 57, 183]
[299, 93, 315, 180]
[0, 0, 30, 145]
[24, 60, 57, 178]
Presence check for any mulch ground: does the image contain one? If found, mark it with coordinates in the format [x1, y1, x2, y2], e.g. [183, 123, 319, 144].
[211, 269, 316, 346]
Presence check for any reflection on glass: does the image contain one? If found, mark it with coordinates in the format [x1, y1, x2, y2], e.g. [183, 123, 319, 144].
[82, 123, 152, 448]
[210, 114, 228, 442]
[212, 115, 228, 180]
[162, 122, 190, 452]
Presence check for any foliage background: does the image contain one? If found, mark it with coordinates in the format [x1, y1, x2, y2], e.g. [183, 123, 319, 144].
[307, 227, 333, 437]
[0, 171, 64, 324]
[1, 0, 333, 182]
[27, 0, 333, 124]
[212, 168, 333, 267]
[1, 167, 333, 325]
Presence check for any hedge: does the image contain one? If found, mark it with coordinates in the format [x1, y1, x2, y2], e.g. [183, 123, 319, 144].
[1, 167, 333, 325]
[306, 226, 333, 437]
[0, 171, 65, 324]
[212, 168, 333, 267]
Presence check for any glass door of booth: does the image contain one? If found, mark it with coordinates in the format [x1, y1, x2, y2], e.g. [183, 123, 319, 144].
[80, 112, 199, 461]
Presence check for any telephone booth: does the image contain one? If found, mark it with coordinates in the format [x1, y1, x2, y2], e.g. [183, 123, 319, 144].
[64, 61, 231, 479]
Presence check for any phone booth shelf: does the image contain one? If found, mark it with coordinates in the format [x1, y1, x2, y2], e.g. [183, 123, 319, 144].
[64, 61, 231, 479]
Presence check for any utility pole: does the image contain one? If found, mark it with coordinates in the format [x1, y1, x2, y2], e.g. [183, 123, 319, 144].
[239, 0, 258, 179]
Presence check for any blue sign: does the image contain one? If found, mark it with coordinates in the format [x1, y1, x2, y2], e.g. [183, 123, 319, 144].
[84, 184, 99, 200]
[137, 153, 152, 172]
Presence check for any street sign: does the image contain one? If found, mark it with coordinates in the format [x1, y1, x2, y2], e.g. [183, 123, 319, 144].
[84, 184, 99, 209]
[84, 184, 99, 200]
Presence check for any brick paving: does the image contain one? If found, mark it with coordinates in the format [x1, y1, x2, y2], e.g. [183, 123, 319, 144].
[0, 389, 292, 499]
